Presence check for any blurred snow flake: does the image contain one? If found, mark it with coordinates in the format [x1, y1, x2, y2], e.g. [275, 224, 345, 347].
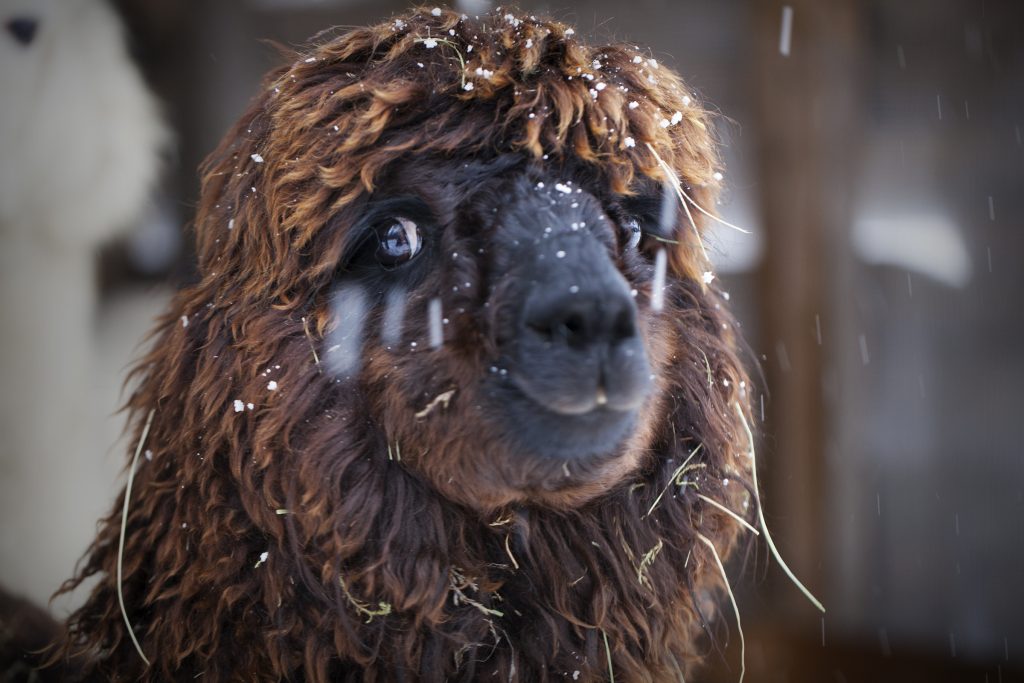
[779, 6, 794, 56]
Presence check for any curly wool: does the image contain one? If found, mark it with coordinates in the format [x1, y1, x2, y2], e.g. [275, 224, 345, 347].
[52, 7, 754, 682]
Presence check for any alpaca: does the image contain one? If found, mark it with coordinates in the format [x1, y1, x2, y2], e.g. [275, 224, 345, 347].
[0, 0, 165, 612]
[51, 8, 758, 681]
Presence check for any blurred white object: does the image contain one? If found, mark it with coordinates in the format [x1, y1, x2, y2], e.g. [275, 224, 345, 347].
[706, 199, 763, 274]
[455, 0, 492, 15]
[852, 212, 972, 288]
[0, 0, 166, 244]
[127, 197, 183, 274]
[0, 0, 167, 612]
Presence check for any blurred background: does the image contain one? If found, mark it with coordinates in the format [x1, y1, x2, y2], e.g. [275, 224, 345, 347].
[1, 0, 1022, 680]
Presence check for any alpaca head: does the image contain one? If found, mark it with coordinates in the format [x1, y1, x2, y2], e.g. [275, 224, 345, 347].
[186, 7, 739, 512]
[0, 0, 165, 243]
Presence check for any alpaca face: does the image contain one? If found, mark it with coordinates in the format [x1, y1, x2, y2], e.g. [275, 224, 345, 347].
[327, 156, 673, 510]
[175, 5, 737, 519]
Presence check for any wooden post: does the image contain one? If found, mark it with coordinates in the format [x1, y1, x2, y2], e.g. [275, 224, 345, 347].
[750, 0, 865, 620]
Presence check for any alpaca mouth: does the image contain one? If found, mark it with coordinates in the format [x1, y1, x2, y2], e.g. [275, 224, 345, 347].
[485, 375, 642, 462]
[510, 368, 648, 417]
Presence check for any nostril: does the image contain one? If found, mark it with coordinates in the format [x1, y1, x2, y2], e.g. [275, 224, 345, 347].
[560, 312, 588, 348]
[612, 309, 637, 344]
[529, 311, 589, 347]
[6, 17, 39, 46]
[562, 313, 584, 336]
[525, 294, 639, 352]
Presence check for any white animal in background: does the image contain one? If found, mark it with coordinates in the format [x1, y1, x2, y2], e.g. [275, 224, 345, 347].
[0, 0, 167, 612]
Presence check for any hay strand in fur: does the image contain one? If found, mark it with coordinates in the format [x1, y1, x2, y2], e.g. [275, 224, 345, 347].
[646, 142, 709, 262]
[735, 402, 826, 613]
[602, 628, 616, 683]
[646, 443, 703, 517]
[697, 532, 743, 683]
[678, 184, 751, 234]
[117, 408, 154, 667]
[696, 494, 759, 536]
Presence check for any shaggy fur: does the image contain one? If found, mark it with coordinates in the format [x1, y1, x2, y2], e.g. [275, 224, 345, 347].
[52, 8, 754, 681]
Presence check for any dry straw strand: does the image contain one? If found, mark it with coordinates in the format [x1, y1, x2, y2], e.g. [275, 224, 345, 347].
[696, 494, 760, 536]
[117, 408, 155, 667]
[646, 443, 703, 517]
[645, 142, 709, 262]
[697, 533, 744, 683]
[602, 628, 616, 683]
[677, 184, 751, 234]
[735, 402, 826, 613]
[302, 316, 321, 371]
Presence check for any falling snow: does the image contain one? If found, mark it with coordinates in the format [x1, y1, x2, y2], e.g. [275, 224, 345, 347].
[326, 284, 369, 377]
[779, 6, 794, 56]
[651, 249, 667, 311]
[428, 298, 444, 348]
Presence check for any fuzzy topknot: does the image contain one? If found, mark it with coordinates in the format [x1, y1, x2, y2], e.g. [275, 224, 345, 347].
[48, 7, 756, 683]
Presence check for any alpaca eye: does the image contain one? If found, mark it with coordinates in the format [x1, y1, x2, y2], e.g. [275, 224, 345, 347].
[622, 218, 642, 250]
[375, 217, 421, 267]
